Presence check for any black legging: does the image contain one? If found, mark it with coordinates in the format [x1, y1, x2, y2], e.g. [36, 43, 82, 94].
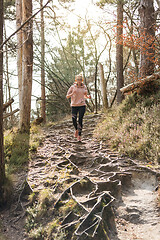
[71, 106, 86, 136]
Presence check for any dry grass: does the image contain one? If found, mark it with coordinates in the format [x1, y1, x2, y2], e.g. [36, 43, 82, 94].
[95, 91, 160, 164]
[158, 188, 160, 208]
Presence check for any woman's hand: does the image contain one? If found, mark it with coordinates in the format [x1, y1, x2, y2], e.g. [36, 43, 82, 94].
[84, 94, 91, 99]
[66, 87, 76, 99]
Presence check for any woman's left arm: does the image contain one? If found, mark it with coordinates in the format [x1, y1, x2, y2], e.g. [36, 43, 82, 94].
[84, 86, 91, 99]
[84, 91, 91, 99]
[84, 94, 91, 99]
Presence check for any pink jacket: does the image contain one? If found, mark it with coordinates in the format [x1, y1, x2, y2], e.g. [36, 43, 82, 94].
[67, 83, 88, 106]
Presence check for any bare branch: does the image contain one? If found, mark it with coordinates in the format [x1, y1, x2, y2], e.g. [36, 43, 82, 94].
[0, 0, 52, 49]
[3, 98, 14, 111]
[3, 108, 19, 119]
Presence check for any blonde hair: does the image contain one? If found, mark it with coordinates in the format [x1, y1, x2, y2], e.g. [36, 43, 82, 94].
[75, 74, 84, 82]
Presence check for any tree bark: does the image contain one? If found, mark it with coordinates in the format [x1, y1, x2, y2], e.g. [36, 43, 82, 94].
[0, 0, 5, 201]
[1, 0, 51, 49]
[99, 63, 108, 109]
[4, 21, 13, 127]
[138, 0, 155, 78]
[116, 0, 124, 104]
[3, 98, 14, 111]
[16, 0, 23, 126]
[94, 63, 98, 114]
[40, 0, 46, 123]
[156, 0, 160, 8]
[20, 0, 33, 132]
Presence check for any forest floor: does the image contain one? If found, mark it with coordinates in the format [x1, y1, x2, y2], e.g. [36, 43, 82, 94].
[0, 113, 160, 240]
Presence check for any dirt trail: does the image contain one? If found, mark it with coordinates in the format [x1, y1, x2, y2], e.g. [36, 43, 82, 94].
[0, 113, 160, 240]
[116, 172, 160, 240]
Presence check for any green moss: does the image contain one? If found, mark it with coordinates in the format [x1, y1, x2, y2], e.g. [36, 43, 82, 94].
[38, 189, 53, 208]
[28, 226, 45, 239]
[28, 192, 38, 205]
[58, 198, 83, 217]
[25, 204, 40, 232]
[4, 130, 29, 166]
[59, 199, 77, 215]
[4, 126, 43, 173]
[46, 219, 60, 237]
[79, 178, 88, 186]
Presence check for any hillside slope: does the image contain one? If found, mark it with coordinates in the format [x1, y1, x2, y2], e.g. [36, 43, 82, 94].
[0, 111, 160, 240]
[95, 90, 160, 165]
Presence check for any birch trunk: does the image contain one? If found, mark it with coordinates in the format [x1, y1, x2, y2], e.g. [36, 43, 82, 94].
[116, 0, 124, 104]
[20, 0, 33, 132]
[40, 0, 46, 123]
[0, 0, 5, 201]
[99, 63, 108, 109]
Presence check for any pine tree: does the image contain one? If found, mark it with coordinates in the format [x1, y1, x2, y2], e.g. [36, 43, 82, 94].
[19, 0, 33, 132]
[40, 0, 46, 123]
[138, 0, 155, 78]
[0, 0, 5, 204]
[116, 0, 124, 104]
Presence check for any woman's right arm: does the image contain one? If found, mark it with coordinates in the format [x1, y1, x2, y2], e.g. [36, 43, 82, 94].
[66, 93, 73, 99]
[66, 86, 74, 99]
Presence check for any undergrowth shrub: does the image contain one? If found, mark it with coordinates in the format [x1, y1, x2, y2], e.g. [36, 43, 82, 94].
[95, 91, 160, 164]
[158, 187, 160, 208]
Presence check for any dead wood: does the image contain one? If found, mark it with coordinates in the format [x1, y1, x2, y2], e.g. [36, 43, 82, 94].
[3, 98, 14, 111]
[120, 71, 160, 94]
[110, 90, 117, 108]
[3, 108, 19, 119]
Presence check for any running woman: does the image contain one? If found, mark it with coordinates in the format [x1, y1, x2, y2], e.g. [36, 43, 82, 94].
[66, 75, 91, 141]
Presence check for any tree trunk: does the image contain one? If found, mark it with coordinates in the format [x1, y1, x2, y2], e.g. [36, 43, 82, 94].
[99, 63, 108, 109]
[138, 0, 155, 78]
[4, 21, 13, 126]
[16, 0, 23, 127]
[20, 0, 33, 132]
[94, 63, 98, 114]
[3, 98, 14, 111]
[0, 0, 5, 201]
[40, 0, 46, 123]
[156, 0, 160, 8]
[116, 0, 124, 104]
